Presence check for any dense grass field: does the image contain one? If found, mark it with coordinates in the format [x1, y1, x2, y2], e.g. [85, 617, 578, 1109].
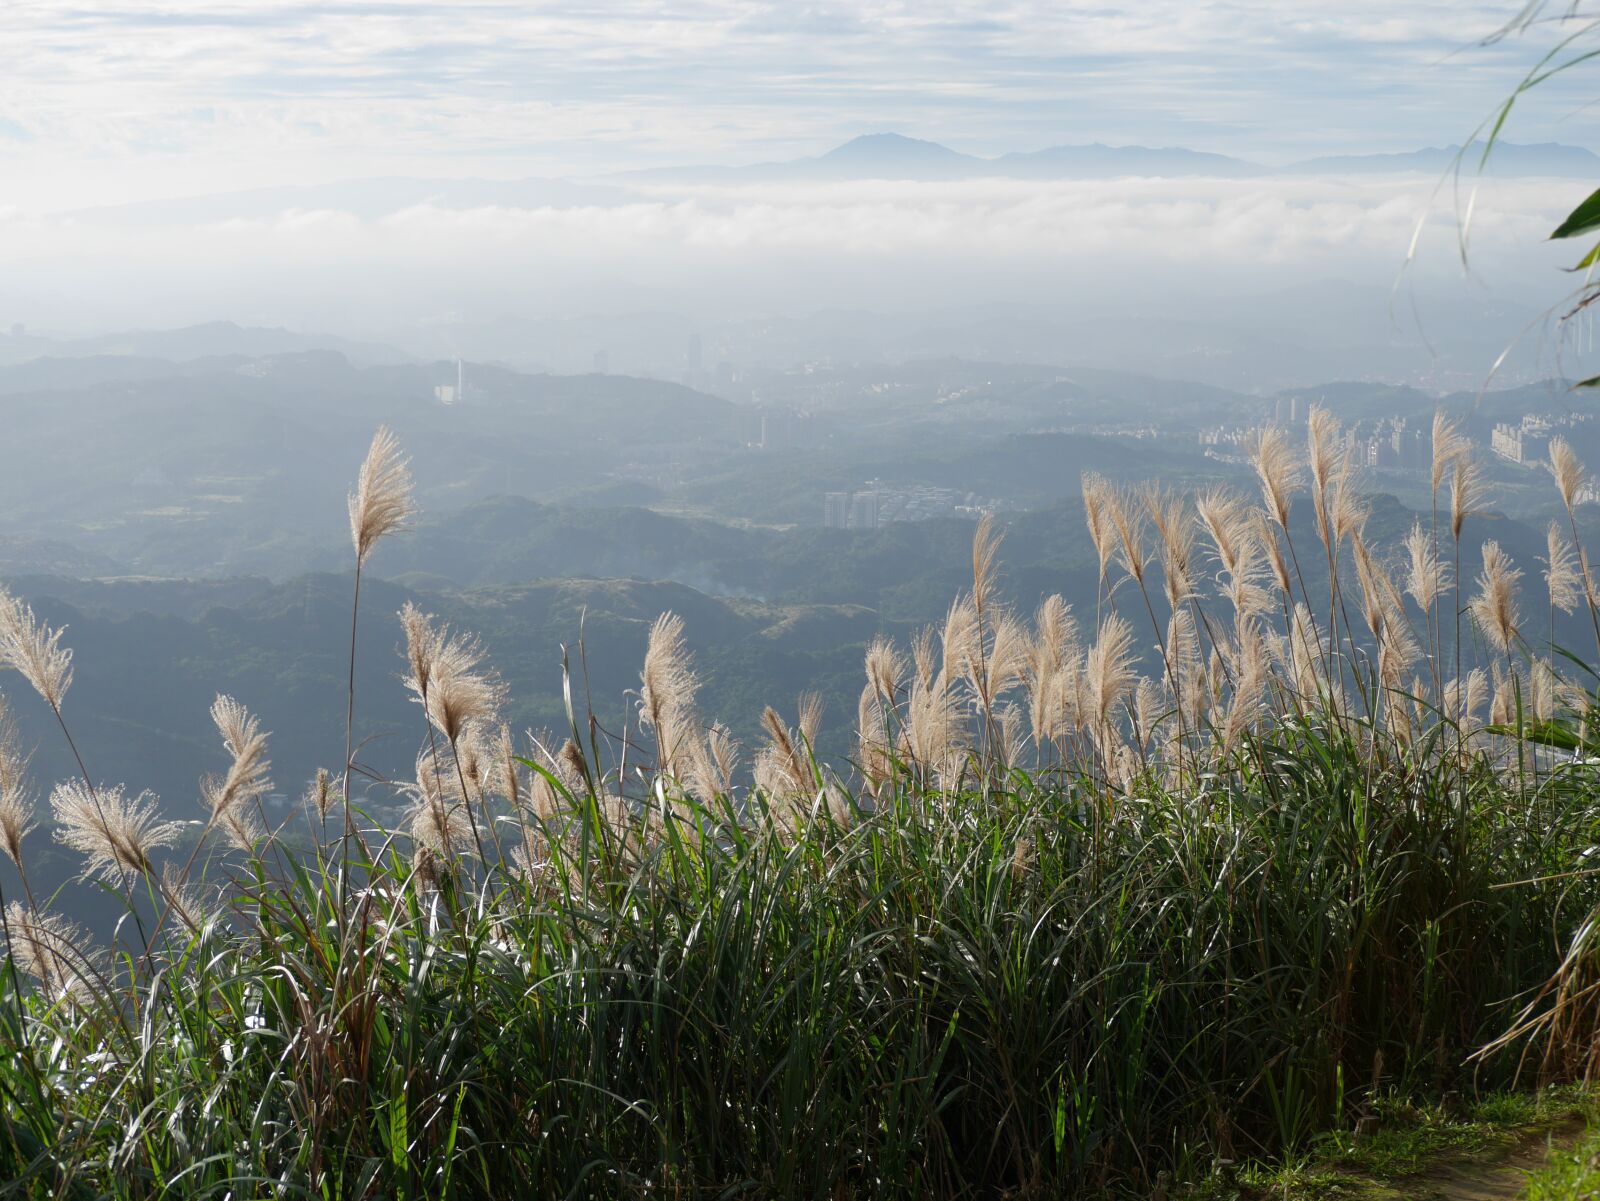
[3, 416, 1600, 1197]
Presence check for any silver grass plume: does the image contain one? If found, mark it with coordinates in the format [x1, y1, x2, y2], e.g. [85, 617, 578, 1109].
[52, 780, 178, 880]
[1082, 473, 1116, 584]
[971, 511, 1004, 620]
[1403, 520, 1449, 613]
[639, 612, 699, 775]
[1442, 669, 1489, 731]
[1451, 456, 1485, 541]
[797, 691, 825, 749]
[401, 611, 506, 745]
[1375, 609, 1421, 694]
[1256, 512, 1292, 597]
[558, 738, 589, 786]
[1469, 540, 1522, 654]
[201, 695, 271, 849]
[761, 705, 812, 794]
[1086, 613, 1137, 742]
[1284, 603, 1327, 697]
[687, 721, 740, 803]
[858, 683, 894, 791]
[400, 601, 441, 699]
[348, 426, 415, 564]
[1033, 596, 1078, 673]
[1550, 437, 1588, 515]
[1464, 668, 1489, 731]
[1145, 487, 1195, 613]
[1195, 487, 1248, 578]
[1329, 456, 1369, 548]
[864, 637, 904, 708]
[522, 737, 576, 823]
[0, 586, 73, 708]
[987, 614, 1033, 704]
[1545, 521, 1582, 615]
[1307, 406, 1341, 545]
[1165, 609, 1207, 726]
[1106, 485, 1149, 585]
[1027, 597, 1078, 748]
[494, 725, 522, 811]
[1531, 657, 1558, 723]
[1431, 409, 1466, 497]
[1134, 676, 1166, 750]
[1198, 489, 1270, 619]
[1010, 835, 1034, 881]
[755, 706, 817, 825]
[1252, 425, 1300, 529]
[858, 638, 903, 791]
[1351, 536, 1392, 651]
[0, 695, 33, 868]
[996, 702, 1027, 770]
[454, 723, 493, 798]
[407, 749, 471, 863]
[904, 667, 964, 785]
[1219, 624, 1270, 753]
[6, 902, 104, 1007]
[942, 597, 981, 697]
[160, 864, 219, 936]
[305, 767, 335, 821]
[1490, 662, 1518, 728]
[1056, 646, 1091, 737]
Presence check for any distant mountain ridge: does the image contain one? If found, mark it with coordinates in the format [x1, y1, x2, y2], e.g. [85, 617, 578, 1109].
[620, 132, 1265, 182]
[0, 321, 410, 368]
[53, 134, 1600, 229]
[619, 131, 1596, 183]
[1284, 140, 1600, 177]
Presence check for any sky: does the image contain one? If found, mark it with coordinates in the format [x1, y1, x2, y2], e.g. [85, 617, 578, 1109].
[4, 1, 1599, 211]
[2, 1, 1597, 352]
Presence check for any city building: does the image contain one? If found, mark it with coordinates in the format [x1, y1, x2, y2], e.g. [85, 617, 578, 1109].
[849, 490, 879, 532]
[1491, 417, 1552, 465]
[824, 492, 851, 529]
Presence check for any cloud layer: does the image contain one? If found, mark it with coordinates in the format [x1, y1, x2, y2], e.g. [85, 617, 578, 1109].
[0, 173, 1583, 347]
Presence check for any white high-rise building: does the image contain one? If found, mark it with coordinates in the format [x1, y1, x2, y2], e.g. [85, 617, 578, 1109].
[849, 491, 879, 531]
[824, 492, 851, 528]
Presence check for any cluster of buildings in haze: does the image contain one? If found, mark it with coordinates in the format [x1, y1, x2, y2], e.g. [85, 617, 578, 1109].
[823, 480, 1009, 530]
[1490, 412, 1595, 466]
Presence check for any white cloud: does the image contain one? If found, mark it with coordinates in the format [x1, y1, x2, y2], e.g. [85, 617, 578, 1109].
[0, 174, 1580, 340]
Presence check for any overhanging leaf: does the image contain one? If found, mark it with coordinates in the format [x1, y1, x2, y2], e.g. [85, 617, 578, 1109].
[1551, 187, 1600, 239]
[1570, 241, 1600, 272]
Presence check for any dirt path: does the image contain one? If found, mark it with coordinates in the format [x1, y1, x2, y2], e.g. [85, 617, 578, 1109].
[1413, 1119, 1586, 1201]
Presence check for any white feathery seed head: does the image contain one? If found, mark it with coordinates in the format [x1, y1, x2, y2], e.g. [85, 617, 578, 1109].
[1469, 540, 1522, 654]
[0, 694, 32, 868]
[1549, 437, 1588, 514]
[0, 586, 73, 708]
[348, 426, 415, 564]
[52, 780, 178, 880]
[7, 902, 105, 1008]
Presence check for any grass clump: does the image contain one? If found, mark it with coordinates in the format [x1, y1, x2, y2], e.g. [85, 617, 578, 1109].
[1, 414, 1600, 1197]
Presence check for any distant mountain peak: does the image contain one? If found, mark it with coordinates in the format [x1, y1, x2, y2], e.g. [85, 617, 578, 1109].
[818, 133, 971, 162]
